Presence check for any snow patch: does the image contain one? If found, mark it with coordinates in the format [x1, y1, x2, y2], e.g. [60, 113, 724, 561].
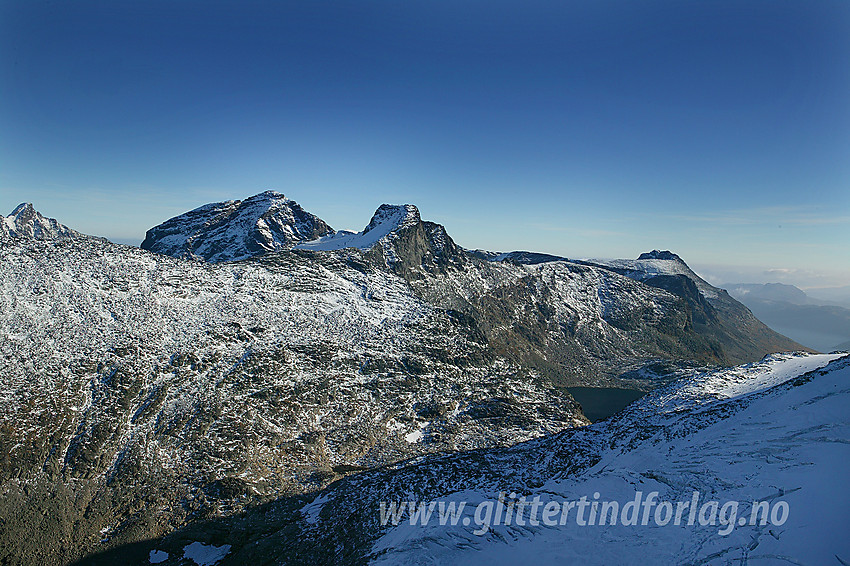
[182, 542, 231, 566]
[404, 421, 428, 443]
[302, 492, 331, 525]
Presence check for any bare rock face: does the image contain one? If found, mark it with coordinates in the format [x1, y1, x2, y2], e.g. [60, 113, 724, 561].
[140, 191, 335, 262]
[637, 249, 682, 261]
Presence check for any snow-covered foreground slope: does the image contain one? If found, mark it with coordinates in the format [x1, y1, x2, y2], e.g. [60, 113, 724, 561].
[246, 353, 848, 566]
[364, 352, 850, 565]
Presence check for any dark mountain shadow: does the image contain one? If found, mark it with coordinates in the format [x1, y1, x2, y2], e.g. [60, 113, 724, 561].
[68, 489, 324, 566]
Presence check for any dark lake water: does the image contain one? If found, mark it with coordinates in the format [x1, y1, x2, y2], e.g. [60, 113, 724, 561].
[566, 387, 646, 422]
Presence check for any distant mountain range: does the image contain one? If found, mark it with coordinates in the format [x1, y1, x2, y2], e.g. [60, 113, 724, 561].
[803, 285, 850, 310]
[0, 193, 815, 564]
[725, 283, 850, 352]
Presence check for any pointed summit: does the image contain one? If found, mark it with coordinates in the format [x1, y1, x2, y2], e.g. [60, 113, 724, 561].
[1, 203, 83, 240]
[298, 202, 466, 276]
[11, 203, 35, 216]
[140, 191, 334, 262]
[363, 204, 420, 235]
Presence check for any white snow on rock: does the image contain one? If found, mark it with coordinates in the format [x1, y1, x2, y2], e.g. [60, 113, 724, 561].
[148, 549, 168, 563]
[183, 542, 231, 566]
[369, 352, 850, 565]
[140, 190, 334, 262]
[588, 250, 720, 299]
[404, 422, 427, 444]
[0, 203, 85, 240]
[296, 204, 420, 252]
[681, 351, 841, 400]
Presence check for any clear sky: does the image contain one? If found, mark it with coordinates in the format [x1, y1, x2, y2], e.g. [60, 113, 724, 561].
[1, 1, 848, 288]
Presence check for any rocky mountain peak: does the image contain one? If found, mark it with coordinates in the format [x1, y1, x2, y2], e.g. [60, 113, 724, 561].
[11, 203, 35, 216]
[363, 204, 421, 235]
[295, 202, 466, 276]
[638, 249, 683, 261]
[240, 190, 290, 208]
[295, 203, 422, 252]
[140, 191, 335, 262]
[1, 203, 83, 240]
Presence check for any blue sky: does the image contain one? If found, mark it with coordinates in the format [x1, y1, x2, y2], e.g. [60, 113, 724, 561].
[1, 1, 848, 287]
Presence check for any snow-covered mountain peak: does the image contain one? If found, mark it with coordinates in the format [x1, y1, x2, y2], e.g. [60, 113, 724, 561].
[140, 191, 334, 262]
[296, 203, 422, 252]
[1, 203, 83, 240]
[589, 249, 722, 299]
[10, 202, 35, 216]
[241, 189, 291, 208]
[254, 189, 286, 199]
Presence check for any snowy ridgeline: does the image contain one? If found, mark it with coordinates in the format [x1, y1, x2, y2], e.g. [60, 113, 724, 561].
[138, 192, 423, 262]
[347, 352, 850, 565]
[295, 204, 421, 252]
[0, 236, 600, 504]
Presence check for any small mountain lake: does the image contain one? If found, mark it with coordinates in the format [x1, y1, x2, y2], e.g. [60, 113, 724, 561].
[566, 387, 647, 422]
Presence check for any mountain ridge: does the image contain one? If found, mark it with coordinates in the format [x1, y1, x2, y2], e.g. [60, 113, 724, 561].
[724, 282, 850, 352]
[295, 204, 423, 254]
[11, 195, 811, 368]
[0, 196, 816, 564]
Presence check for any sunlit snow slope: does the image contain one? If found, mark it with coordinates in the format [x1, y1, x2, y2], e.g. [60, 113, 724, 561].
[367, 353, 850, 565]
[277, 353, 849, 566]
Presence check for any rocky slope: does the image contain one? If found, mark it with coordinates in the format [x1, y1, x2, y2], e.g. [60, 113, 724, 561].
[79, 352, 847, 566]
[1, 233, 603, 565]
[487, 249, 808, 369]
